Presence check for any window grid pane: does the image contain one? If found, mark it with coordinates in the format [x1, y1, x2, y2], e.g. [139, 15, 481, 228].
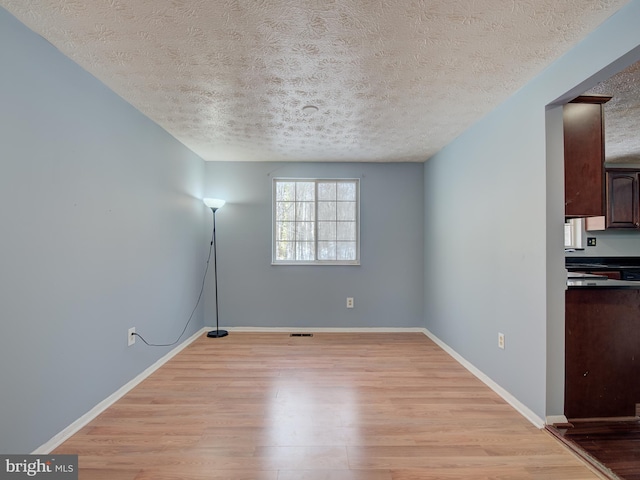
[337, 221, 356, 241]
[276, 221, 295, 241]
[276, 201, 295, 221]
[317, 182, 336, 201]
[296, 182, 315, 201]
[317, 241, 337, 260]
[276, 241, 295, 261]
[337, 242, 356, 260]
[337, 182, 356, 201]
[274, 179, 358, 264]
[317, 201, 336, 221]
[296, 241, 315, 261]
[336, 201, 356, 221]
[317, 221, 336, 241]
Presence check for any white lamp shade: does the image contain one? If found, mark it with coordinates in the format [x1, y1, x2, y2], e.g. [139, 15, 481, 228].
[203, 198, 225, 210]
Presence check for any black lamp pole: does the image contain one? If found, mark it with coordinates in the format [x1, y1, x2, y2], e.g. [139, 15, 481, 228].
[207, 205, 228, 338]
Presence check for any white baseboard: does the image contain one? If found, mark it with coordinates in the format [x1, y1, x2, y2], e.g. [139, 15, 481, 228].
[546, 415, 569, 425]
[226, 326, 427, 333]
[228, 326, 546, 428]
[32, 327, 208, 454]
[34, 325, 546, 453]
[422, 328, 546, 429]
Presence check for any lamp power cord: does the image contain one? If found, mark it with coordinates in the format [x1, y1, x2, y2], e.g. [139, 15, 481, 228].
[132, 220, 215, 347]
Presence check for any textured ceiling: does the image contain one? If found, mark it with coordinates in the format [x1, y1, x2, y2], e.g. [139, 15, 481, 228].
[0, 0, 630, 162]
[587, 60, 640, 163]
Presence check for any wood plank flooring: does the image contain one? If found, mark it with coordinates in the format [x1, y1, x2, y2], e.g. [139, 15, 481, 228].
[53, 333, 602, 479]
[549, 419, 640, 480]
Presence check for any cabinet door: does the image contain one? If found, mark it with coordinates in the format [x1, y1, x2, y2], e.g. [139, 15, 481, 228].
[565, 289, 640, 418]
[606, 171, 639, 228]
[564, 102, 605, 217]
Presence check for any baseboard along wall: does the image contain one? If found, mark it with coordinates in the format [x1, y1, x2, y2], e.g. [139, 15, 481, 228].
[35, 326, 546, 453]
[33, 327, 208, 454]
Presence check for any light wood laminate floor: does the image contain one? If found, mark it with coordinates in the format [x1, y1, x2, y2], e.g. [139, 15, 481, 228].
[54, 333, 601, 479]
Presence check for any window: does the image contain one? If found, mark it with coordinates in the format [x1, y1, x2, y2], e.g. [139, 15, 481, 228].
[273, 178, 360, 265]
[564, 217, 585, 250]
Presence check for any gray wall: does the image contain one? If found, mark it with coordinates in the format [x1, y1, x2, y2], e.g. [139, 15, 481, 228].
[424, 0, 640, 420]
[0, 7, 206, 452]
[203, 161, 424, 328]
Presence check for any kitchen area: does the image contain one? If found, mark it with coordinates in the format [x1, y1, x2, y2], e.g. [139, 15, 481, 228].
[553, 61, 640, 480]
[565, 258, 640, 420]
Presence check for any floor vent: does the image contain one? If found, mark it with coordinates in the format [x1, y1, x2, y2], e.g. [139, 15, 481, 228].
[290, 333, 313, 337]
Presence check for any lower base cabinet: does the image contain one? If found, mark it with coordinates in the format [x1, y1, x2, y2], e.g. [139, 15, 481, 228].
[565, 288, 640, 418]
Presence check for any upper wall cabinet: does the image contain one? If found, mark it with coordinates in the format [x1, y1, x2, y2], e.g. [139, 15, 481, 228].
[564, 95, 611, 217]
[606, 169, 640, 228]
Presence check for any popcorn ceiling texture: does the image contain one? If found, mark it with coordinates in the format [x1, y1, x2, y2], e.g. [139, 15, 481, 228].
[0, 0, 629, 162]
[588, 61, 640, 163]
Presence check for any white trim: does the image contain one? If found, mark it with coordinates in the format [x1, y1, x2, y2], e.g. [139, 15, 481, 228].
[422, 328, 546, 428]
[272, 178, 360, 265]
[32, 327, 208, 454]
[230, 327, 545, 428]
[270, 261, 361, 266]
[226, 326, 426, 333]
[546, 415, 569, 425]
[34, 325, 546, 453]
[227, 326, 547, 427]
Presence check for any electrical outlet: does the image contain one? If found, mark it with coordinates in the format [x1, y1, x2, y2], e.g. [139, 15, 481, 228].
[346, 297, 354, 309]
[498, 332, 505, 350]
[587, 237, 597, 247]
[128, 327, 136, 346]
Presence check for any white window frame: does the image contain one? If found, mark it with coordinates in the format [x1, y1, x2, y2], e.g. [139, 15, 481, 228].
[564, 217, 585, 250]
[272, 178, 360, 265]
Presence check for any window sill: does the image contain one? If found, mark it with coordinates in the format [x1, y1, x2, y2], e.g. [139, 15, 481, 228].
[271, 261, 360, 266]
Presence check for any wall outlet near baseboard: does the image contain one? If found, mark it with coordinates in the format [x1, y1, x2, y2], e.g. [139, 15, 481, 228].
[128, 327, 136, 346]
[346, 297, 354, 309]
[498, 332, 505, 350]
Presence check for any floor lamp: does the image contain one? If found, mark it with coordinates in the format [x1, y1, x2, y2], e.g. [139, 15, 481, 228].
[203, 198, 228, 338]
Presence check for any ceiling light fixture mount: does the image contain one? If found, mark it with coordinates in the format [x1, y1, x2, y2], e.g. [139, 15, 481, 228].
[302, 105, 319, 115]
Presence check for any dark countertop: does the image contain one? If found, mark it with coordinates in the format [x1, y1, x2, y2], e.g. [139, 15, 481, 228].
[567, 278, 640, 289]
[566, 257, 640, 271]
[566, 257, 640, 287]
[568, 272, 607, 279]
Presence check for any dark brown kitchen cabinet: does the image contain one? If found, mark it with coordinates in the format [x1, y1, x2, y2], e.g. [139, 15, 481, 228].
[565, 288, 640, 418]
[564, 95, 611, 217]
[606, 169, 639, 228]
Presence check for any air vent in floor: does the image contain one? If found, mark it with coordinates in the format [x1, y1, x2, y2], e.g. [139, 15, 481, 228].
[290, 333, 313, 337]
